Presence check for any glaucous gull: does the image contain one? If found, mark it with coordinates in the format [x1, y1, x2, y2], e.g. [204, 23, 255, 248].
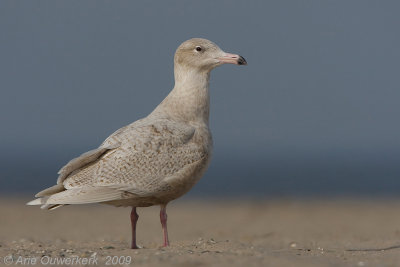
[27, 38, 247, 248]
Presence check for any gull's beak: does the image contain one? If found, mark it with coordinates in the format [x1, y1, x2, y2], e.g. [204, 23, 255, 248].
[218, 53, 247, 65]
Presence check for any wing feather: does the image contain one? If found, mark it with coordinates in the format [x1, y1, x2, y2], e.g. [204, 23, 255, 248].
[29, 119, 210, 208]
[44, 187, 134, 205]
[90, 121, 205, 195]
[57, 143, 120, 184]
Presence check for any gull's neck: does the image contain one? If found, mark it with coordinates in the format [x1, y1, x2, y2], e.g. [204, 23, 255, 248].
[152, 64, 211, 125]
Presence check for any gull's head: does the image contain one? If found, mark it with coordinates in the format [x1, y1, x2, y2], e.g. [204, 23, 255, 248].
[174, 38, 247, 72]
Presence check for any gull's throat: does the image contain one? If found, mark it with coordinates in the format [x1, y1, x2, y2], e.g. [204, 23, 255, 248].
[154, 66, 211, 124]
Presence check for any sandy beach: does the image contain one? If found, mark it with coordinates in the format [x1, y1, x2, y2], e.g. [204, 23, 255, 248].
[1, 197, 400, 266]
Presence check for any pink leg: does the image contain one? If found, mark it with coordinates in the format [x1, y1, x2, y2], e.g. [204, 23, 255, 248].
[130, 207, 139, 249]
[160, 204, 170, 247]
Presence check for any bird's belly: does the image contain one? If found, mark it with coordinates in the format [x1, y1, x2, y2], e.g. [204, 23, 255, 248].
[161, 153, 211, 200]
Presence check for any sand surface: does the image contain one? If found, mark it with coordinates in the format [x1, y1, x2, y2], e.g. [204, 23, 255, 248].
[1, 197, 400, 266]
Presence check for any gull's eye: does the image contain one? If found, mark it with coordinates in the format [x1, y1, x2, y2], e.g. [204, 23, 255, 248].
[195, 46, 202, 52]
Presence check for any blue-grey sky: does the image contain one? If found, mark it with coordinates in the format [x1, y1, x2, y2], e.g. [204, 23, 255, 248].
[1, 1, 399, 196]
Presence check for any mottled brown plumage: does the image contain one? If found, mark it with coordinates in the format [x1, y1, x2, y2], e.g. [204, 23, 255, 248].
[28, 38, 246, 248]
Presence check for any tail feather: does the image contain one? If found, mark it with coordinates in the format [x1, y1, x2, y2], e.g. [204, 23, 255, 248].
[27, 187, 127, 210]
[27, 197, 65, 210]
[43, 204, 65, 210]
[27, 197, 48, 205]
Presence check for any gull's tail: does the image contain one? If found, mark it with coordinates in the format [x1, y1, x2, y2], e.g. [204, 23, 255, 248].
[27, 197, 65, 210]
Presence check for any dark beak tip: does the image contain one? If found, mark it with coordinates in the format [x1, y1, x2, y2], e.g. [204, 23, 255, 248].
[238, 56, 247, 65]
